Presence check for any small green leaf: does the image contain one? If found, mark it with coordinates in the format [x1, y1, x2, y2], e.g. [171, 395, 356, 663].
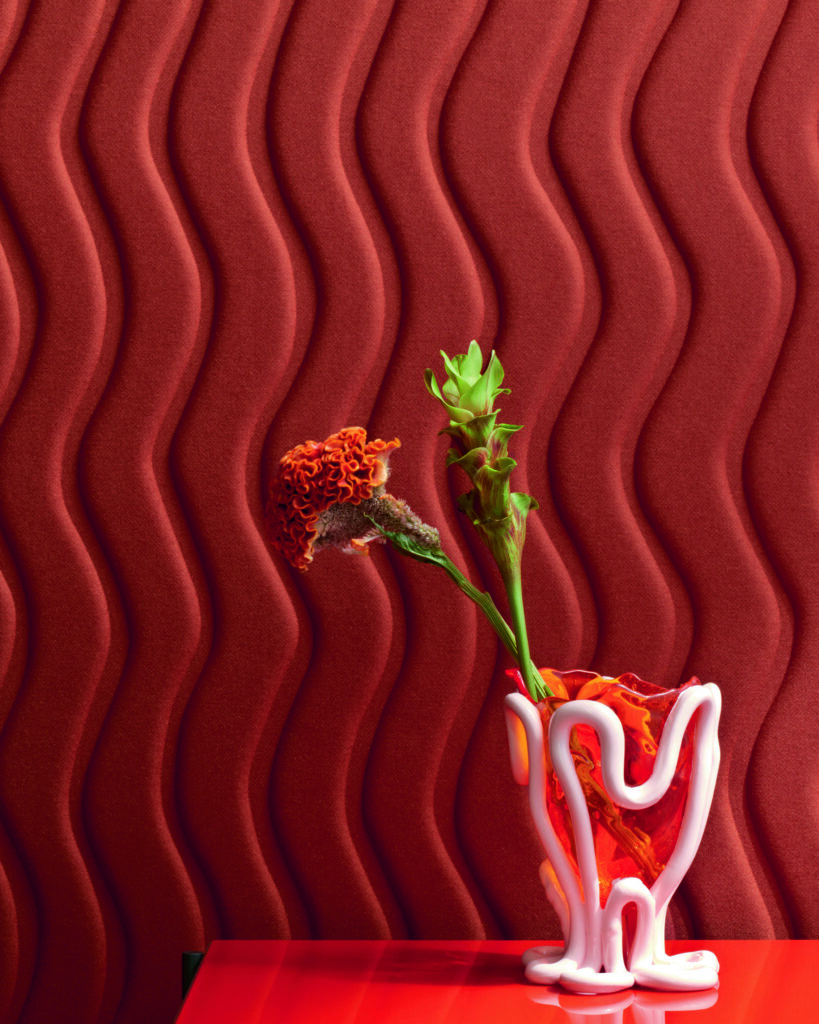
[369, 521, 447, 567]
[444, 447, 461, 466]
[473, 461, 514, 519]
[488, 424, 524, 461]
[424, 367, 443, 400]
[440, 350, 469, 390]
[510, 491, 539, 514]
[448, 340, 483, 382]
[442, 410, 498, 451]
[425, 368, 474, 423]
[456, 490, 481, 524]
[460, 373, 493, 416]
[483, 349, 505, 394]
[447, 447, 489, 475]
[495, 422, 523, 436]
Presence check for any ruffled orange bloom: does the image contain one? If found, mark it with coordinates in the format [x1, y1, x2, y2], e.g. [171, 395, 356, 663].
[266, 427, 401, 571]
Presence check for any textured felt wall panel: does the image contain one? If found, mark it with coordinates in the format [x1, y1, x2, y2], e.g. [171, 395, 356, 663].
[0, 0, 817, 1021]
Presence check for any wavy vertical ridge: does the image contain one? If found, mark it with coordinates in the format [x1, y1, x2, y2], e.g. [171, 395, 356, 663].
[533, 0, 701, 937]
[0, 0, 131, 1019]
[632, 0, 793, 937]
[261, 0, 404, 942]
[76, 1, 234, 1020]
[548, 0, 694, 686]
[266, 0, 431, 940]
[355, 0, 507, 940]
[170, 0, 319, 946]
[435, 0, 599, 940]
[744, 0, 819, 938]
[442, 0, 595, 669]
[0, 7, 40, 1020]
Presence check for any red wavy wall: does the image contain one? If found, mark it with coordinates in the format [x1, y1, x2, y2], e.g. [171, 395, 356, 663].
[0, 0, 817, 1021]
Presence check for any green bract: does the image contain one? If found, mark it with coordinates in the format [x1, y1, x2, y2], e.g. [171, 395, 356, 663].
[428, 345, 538, 563]
[425, 342, 547, 701]
[425, 339, 510, 427]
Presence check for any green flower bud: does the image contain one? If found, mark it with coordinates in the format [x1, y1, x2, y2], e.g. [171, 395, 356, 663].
[425, 340, 510, 424]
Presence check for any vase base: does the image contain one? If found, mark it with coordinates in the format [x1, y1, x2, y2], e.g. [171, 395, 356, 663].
[632, 949, 720, 991]
[523, 950, 634, 993]
[522, 945, 719, 994]
[521, 945, 563, 968]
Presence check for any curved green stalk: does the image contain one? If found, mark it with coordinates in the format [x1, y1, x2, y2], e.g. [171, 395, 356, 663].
[438, 557, 548, 700]
[368, 516, 549, 699]
[501, 565, 548, 701]
[440, 553, 549, 699]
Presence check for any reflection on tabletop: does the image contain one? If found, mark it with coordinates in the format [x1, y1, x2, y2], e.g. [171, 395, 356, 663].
[528, 985, 719, 1024]
[177, 940, 818, 1023]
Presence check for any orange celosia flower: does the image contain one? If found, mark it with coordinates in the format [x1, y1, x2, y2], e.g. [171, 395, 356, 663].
[266, 427, 401, 571]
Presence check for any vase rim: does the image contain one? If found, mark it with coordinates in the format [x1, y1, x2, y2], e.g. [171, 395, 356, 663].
[506, 666, 701, 703]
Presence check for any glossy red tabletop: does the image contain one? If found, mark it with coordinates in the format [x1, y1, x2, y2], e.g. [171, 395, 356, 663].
[176, 939, 818, 1023]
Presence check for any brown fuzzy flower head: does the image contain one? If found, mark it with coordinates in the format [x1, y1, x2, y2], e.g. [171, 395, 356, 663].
[266, 427, 401, 571]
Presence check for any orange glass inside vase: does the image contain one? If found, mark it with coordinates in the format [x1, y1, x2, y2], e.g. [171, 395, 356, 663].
[525, 669, 697, 906]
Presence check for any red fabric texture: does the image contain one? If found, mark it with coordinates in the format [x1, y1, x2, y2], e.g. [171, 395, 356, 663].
[0, 0, 816, 1021]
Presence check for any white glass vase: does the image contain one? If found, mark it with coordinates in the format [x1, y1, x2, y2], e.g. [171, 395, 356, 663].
[504, 672, 721, 994]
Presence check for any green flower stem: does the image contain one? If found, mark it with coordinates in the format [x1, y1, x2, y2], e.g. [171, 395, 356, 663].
[434, 554, 518, 660]
[365, 514, 551, 699]
[500, 563, 548, 701]
[432, 552, 550, 700]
